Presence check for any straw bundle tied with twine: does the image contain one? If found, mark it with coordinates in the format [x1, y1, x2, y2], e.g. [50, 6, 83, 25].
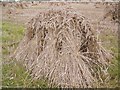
[13, 9, 111, 88]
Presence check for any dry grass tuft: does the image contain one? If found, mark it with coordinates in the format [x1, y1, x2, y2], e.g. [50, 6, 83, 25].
[103, 3, 119, 23]
[3, 2, 28, 9]
[13, 9, 111, 88]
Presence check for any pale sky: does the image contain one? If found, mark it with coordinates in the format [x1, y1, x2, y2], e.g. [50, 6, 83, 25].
[0, 0, 20, 1]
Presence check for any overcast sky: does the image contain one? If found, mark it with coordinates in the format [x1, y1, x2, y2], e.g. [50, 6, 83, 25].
[0, 0, 19, 1]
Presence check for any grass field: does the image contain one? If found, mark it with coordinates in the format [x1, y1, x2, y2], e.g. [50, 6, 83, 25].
[2, 22, 49, 88]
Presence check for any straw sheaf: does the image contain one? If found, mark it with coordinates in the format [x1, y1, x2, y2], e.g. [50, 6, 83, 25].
[13, 9, 111, 88]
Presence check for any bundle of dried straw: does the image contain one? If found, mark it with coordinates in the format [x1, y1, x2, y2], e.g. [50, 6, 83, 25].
[13, 9, 111, 88]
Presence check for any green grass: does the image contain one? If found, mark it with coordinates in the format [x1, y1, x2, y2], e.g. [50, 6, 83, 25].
[3, 59, 48, 88]
[100, 29, 119, 87]
[2, 21, 49, 88]
[2, 22, 24, 55]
